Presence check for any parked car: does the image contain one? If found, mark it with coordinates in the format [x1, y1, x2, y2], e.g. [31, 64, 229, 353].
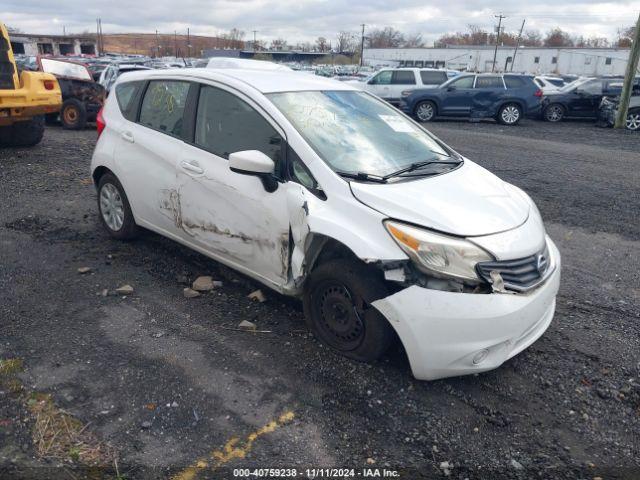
[349, 68, 454, 106]
[401, 73, 542, 125]
[597, 94, 640, 131]
[90, 68, 560, 381]
[534, 75, 565, 92]
[39, 57, 105, 129]
[206, 58, 292, 71]
[98, 63, 152, 93]
[541, 76, 640, 122]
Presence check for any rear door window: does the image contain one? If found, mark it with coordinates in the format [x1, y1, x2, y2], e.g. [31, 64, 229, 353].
[139, 80, 190, 138]
[420, 71, 447, 85]
[115, 81, 143, 121]
[475, 76, 505, 89]
[448, 75, 475, 88]
[504, 76, 526, 89]
[392, 71, 416, 85]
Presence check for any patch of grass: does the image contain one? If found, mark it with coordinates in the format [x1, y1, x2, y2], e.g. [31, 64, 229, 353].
[28, 393, 115, 466]
[0, 358, 24, 376]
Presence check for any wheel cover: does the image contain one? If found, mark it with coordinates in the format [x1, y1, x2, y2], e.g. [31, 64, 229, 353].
[416, 103, 434, 121]
[315, 283, 365, 351]
[626, 113, 640, 131]
[64, 106, 78, 124]
[501, 105, 520, 124]
[546, 105, 562, 122]
[100, 183, 125, 231]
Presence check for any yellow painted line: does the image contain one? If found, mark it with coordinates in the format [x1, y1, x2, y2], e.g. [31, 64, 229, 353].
[173, 411, 295, 480]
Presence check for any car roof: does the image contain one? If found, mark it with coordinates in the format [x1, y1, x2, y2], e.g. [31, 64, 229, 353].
[116, 67, 357, 93]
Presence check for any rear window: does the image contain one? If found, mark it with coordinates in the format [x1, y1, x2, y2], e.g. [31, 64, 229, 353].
[115, 81, 142, 121]
[392, 71, 416, 85]
[139, 80, 190, 138]
[504, 76, 526, 89]
[475, 76, 504, 89]
[420, 71, 447, 85]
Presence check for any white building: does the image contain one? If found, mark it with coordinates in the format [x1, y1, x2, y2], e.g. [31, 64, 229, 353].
[9, 33, 97, 57]
[364, 46, 631, 76]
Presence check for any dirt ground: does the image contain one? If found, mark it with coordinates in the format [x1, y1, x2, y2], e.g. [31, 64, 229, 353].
[1, 119, 639, 480]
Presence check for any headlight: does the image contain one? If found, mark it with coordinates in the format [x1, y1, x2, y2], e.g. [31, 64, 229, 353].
[384, 220, 493, 282]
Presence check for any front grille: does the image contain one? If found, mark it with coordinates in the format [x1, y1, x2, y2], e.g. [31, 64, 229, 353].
[476, 244, 550, 292]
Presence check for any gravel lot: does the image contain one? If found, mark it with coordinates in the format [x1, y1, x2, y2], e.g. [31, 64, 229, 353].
[1, 120, 639, 480]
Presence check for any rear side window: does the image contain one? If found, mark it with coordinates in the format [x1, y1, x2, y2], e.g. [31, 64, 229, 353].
[139, 80, 190, 138]
[475, 76, 505, 89]
[449, 76, 475, 88]
[420, 71, 447, 85]
[370, 71, 392, 85]
[504, 76, 526, 89]
[115, 81, 142, 121]
[392, 71, 416, 85]
[194, 85, 283, 167]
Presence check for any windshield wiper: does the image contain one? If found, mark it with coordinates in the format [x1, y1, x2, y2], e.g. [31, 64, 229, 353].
[382, 160, 463, 180]
[336, 171, 387, 183]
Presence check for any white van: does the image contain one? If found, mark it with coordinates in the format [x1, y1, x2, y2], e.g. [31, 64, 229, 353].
[91, 68, 560, 381]
[349, 68, 454, 105]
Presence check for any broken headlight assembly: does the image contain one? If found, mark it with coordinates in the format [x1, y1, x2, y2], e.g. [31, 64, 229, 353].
[384, 220, 493, 283]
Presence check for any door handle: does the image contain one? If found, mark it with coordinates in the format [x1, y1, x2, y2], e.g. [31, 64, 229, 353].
[180, 160, 204, 175]
[121, 131, 134, 143]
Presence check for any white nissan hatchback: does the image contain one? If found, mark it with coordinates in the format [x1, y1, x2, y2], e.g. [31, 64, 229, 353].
[91, 68, 561, 381]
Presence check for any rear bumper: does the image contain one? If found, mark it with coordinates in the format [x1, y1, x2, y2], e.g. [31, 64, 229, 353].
[372, 238, 561, 380]
[0, 71, 62, 124]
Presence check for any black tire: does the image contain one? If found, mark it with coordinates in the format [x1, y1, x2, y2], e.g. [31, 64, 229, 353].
[303, 258, 394, 362]
[414, 100, 436, 122]
[497, 103, 522, 126]
[61, 98, 87, 130]
[626, 109, 640, 131]
[0, 115, 45, 147]
[544, 103, 565, 123]
[96, 172, 140, 240]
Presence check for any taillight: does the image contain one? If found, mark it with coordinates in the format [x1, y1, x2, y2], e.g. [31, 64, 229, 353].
[534, 89, 543, 97]
[96, 107, 106, 138]
[43, 80, 55, 90]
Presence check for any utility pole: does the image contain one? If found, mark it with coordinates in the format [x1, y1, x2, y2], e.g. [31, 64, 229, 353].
[174, 30, 178, 58]
[359, 24, 366, 67]
[492, 14, 506, 72]
[155, 29, 160, 58]
[510, 19, 525, 72]
[187, 28, 191, 58]
[252, 30, 258, 51]
[615, 11, 640, 129]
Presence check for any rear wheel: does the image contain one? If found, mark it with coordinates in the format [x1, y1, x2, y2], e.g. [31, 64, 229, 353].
[414, 101, 436, 122]
[544, 103, 565, 122]
[0, 116, 45, 147]
[61, 98, 87, 130]
[97, 172, 140, 240]
[303, 259, 394, 362]
[626, 109, 640, 131]
[497, 103, 522, 125]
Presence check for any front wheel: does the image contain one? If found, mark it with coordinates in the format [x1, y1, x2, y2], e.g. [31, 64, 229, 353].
[97, 173, 140, 240]
[414, 101, 436, 122]
[626, 109, 640, 131]
[497, 103, 522, 125]
[61, 98, 87, 130]
[544, 104, 565, 123]
[303, 259, 394, 362]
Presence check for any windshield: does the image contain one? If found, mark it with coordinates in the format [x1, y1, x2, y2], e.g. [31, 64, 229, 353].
[267, 90, 453, 178]
[40, 58, 92, 81]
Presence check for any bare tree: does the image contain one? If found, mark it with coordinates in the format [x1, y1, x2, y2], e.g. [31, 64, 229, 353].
[403, 33, 424, 48]
[617, 25, 636, 47]
[366, 27, 405, 48]
[336, 31, 356, 54]
[523, 30, 543, 47]
[315, 36, 329, 52]
[6, 25, 22, 34]
[270, 38, 287, 51]
[544, 27, 574, 47]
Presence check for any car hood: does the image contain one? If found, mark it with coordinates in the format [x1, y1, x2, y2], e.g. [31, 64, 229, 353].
[349, 160, 530, 237]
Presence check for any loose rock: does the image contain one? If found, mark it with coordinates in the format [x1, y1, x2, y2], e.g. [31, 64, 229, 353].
[183, 288, 201, 299]
[116, 284, 134, 295]
[192, 276, 215, 292]
[77, 267, 92, 274]
[238, 320, 257, 331]
[248, 289, 266, 303]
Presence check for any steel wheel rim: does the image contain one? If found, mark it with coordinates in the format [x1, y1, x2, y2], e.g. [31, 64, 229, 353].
[64, 106, 78, 124]
[100, 183, 125, 231]
[626, 113, 640, 131]
[315, 283, 364, 351]
[417, 103, 434, 121]
[502, 106, 520, 124]
[546, 106, 562, 122]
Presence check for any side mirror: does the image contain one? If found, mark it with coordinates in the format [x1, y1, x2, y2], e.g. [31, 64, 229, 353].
[229, 150, 278, 193]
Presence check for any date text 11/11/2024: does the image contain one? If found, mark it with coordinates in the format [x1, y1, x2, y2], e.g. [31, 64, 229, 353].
[232, 468, 401, 478]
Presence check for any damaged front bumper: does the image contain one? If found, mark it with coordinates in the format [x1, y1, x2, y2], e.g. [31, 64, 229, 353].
[372, 238, 561, 381]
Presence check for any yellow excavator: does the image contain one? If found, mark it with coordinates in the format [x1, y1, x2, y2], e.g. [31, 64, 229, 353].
[0, 22, 62, 147]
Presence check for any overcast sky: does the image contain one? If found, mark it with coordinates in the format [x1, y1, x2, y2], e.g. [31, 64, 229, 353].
[4, 0, 639, 44]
